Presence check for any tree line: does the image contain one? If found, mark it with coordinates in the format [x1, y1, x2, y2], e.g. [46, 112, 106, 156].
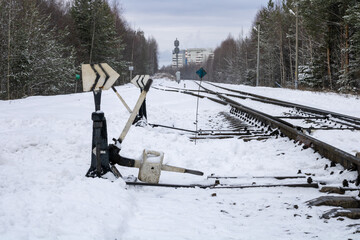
[172, 0, 359, 93]
[0, 0, 158, 100]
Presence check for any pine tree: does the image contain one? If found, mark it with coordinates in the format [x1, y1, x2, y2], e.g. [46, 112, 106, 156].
[0, 0, 157, 99]
[132, 30, 148, 75]
[342, 1, 360, 92]
[71, 0, 125, 72]
[146, 37, 158, 75]
[0, 0, 9, 98]
[192, 0, 359, 94]
[0, 0, 76, 99]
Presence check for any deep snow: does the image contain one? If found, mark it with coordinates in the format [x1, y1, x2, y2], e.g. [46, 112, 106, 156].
[0, 79, 359, 239]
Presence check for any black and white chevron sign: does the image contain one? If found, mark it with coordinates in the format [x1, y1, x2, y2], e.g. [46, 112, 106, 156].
[131, 75, 150, 89]
[81, 63, 120, 92]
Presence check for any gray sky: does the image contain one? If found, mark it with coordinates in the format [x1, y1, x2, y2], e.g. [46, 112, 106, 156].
[119, 0, 270, 67]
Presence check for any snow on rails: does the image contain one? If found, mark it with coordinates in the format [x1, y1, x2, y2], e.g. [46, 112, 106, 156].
[155, 81, 360, 186]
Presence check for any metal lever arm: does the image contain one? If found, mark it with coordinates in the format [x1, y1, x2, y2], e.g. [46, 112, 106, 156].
[118, 79, 153, 143]
[111, 86, 132, 113]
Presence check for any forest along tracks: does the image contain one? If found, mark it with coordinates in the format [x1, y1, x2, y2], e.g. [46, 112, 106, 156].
[153, 82, 360, 186]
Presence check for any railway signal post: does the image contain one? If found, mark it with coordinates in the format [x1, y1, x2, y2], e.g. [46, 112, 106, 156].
[81, 63, 119, 177]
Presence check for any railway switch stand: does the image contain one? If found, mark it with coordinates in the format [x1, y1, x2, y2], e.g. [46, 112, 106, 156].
[86, 90, 112, 177]
[81, 67, 203, 181]
[81, 63, 120, 177]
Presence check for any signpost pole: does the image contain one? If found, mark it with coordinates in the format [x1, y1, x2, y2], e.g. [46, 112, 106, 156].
[195, 80, 202, 145]
[256, 24, 260, 87]
[195, 67, 207, 145]
[81, 63, 120, 178]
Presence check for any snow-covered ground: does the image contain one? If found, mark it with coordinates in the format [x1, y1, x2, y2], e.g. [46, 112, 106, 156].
[0, 79, 359, 239]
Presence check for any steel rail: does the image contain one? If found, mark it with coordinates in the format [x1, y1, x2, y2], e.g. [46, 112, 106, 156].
[157, 84, 208, 93]
[204, 81, 360, 127]
[193, 82, 360, 184]
[153, 83, 360, 182]
[126, 181, 319, 189]
[158, 84, 359, 129]
[152, 86, 228, 105]
[154, 84, 360, 128]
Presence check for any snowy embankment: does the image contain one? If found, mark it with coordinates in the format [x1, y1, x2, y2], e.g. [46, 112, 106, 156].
[0, 79, 359, 239]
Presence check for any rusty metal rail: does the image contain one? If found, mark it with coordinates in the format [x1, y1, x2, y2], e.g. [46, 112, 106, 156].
[205, 81, 360, 128]
[152, 82, 360, 184]
[192, 82, 360, 184]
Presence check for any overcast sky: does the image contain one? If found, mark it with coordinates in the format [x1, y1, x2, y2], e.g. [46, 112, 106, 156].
[118, 0, 270, 67]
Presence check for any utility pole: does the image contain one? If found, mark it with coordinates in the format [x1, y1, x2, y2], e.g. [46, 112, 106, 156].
[130, 31, 135, 81]
[89, 6, 96, 64]
[295, 4, 299, 89]
[256, 24, 260, 87]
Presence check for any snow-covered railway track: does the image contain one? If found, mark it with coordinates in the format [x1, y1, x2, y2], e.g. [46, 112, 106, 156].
[155, 82, 360, 185]
[159, 82, 360, 130]
[204, 81, 360, 129]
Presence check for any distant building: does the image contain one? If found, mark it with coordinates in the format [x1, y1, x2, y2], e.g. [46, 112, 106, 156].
[172, 48, 213, 68]
[185, 48, 214, 65]
[172, 50, 185, 68]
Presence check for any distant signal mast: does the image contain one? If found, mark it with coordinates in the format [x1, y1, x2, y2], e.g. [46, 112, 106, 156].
[174, 38, 180, 69]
